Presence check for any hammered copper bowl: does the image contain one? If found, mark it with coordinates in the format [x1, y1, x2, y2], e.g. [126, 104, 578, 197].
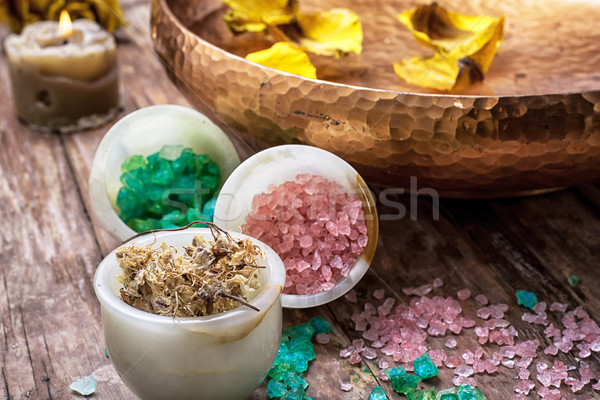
[151, 0, 600, 197]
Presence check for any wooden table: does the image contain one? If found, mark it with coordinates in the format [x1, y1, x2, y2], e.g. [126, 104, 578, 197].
[1, 1, 599, 399]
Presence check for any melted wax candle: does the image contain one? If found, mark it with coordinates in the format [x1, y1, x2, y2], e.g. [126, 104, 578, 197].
[4, 11, 120, 132]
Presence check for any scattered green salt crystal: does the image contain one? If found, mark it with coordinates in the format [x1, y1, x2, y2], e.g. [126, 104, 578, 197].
[389, 372, 421, 395]
[385, 366, 406, 380]
[369, 385, 388, 400]
[414, 353, 439, 379]
[516, 290, 538, 309]
[568, 274, 580, 287]
[105, 348, 109, 358]
[408, 387, 436, 400]
[456, 384, 485, 400]
[437, 388, 458, 400]
[283, 323, 316, 339]
[268, 379, 288, 398]
[121, 155, 146, 172]
[439, 394, 459, 400]
[281, 384, 305, 400]
[282, 371, 308, 389]
[69, 375, 96, 396]
[309, 316, 331, 334]
[267, 321, 320, 399]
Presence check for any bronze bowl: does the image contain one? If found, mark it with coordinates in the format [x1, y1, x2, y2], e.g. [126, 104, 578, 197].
[151, 0, 600, 197]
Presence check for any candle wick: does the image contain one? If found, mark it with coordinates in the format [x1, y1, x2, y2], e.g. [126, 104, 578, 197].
[62, 39, 69, 45]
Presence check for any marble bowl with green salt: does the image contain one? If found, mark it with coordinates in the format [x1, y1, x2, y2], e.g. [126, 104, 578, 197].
[89, 105, 240, 242]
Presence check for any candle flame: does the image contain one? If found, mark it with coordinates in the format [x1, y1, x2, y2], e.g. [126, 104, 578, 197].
[58, 10, 73, 37]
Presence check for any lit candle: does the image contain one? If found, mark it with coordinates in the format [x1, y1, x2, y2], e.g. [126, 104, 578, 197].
[4, 11, 120, 133]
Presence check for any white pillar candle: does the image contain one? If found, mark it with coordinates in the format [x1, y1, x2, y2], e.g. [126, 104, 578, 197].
[4, 13, 120, 133]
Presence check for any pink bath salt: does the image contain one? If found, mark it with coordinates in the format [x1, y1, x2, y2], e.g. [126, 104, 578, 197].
[345, 290, 357, 303]
[373, 288, 385, 300]
[429, 349, 447, 367]
[549, 302, 568, 313]
[579, 361, 594, 384]
[362, 347, 377, 360]
[340, 346, 354, 358]
[445, 356, 463, 368]
[378, 358, 389, 369]
[429, 277, 443, 288]
[445, 337, 457, 349]
[348, 351, 362, 364]
[537, 387, 562, 400]
[518, 368, 531, 380]
[315, 333, 331, 344]
[564, 377, 585, 393]
[243, 174, 368, 295]
[514, 380, 535, 395]
[452, 376, 476, 387]
[457, 289, 472, 301]
[475, 294, 489, 305]
[340, 382, 353, 392]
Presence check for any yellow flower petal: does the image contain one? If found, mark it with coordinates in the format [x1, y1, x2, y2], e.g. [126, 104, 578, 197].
[223, 0, 297, 33]
[294, 8, 362, 57]
[245, 42, 317, 79]
[395, 3, 504, 90]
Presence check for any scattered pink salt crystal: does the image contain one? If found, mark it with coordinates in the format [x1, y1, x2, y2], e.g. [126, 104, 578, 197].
[455, 365, 474, 377]
[445, 356, 462, 368]
[378, 358, 389, 369]
[477, 307, 492, 320]
[315, 333, 330, 344]
[345, 290, 357, 303]
[518, 368, 531, 380]
[362, 347, 377, 360]
[475, 294, 489, 305]
[564, 377, 585, 393]
[340, 346, 354, 358]
[373, 288, 385, 300]
[432, 277, 444, 288]
[340, 382, 353, 391]
[428, 349, 447, 367]
[378, 369, 389, 381]
[457, 289, 471, 301]
[349, 351, 362, 364]
[549, 302, 568, 313]
[501, 359, 515, 369]
[537, 387, 562, 400]
[514, 379, 535, 395]
[445, 338, 457, 349]
[579, 361, 594, 384]
[452, 376, 476, 387]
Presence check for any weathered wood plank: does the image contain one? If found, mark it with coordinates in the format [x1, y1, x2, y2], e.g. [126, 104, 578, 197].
[0, 61, 133, 399]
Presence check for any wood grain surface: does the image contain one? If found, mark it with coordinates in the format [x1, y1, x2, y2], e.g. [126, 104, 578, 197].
[1, 1, 599, 399]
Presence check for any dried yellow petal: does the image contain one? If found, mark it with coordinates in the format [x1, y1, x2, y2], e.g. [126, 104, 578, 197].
[246, 42, 317, 79]
[394, 3, 504, 90]
[0, 0, 126, 33]
[223, 0, 297, 33]
[295, 8, 362, 57]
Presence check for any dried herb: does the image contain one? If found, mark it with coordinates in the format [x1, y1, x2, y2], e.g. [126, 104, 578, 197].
[116, 223, 264, 317]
